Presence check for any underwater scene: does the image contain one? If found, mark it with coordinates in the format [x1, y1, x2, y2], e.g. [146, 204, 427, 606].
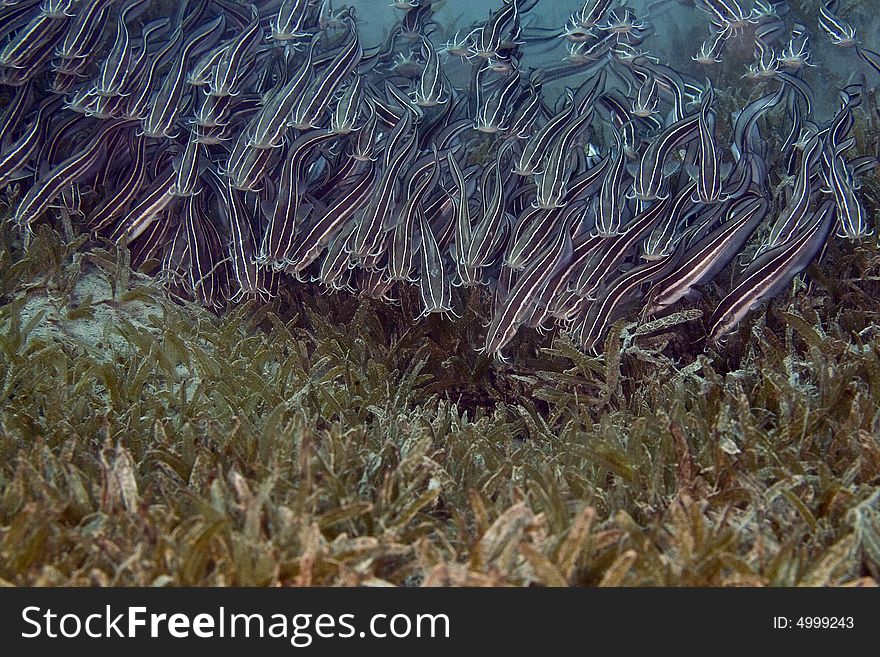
[1, 0, 879, 586]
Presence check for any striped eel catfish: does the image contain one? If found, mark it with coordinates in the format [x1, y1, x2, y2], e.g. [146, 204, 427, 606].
[646, 194, 769, 314]
[13, 119, 135, 230]
[0, 0, 876, 360]
[708, 200, 837, 343]
[483, 208, 575, 357]
[575, 236, 690, 353]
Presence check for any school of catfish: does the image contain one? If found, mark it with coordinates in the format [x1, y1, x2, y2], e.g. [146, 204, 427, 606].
[1, 0, 878, 358]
